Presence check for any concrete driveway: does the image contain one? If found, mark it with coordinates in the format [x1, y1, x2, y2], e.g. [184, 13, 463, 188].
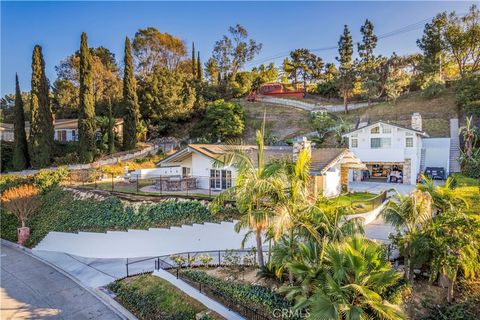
[0, 243, 121, 320]
[350, 181, 416, 195]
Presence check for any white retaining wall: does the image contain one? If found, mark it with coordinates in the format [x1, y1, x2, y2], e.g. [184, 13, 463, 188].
[33, 221, 256, 259]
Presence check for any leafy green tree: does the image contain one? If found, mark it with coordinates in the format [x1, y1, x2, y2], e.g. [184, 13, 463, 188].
[193, 99, 245, 142]
[442, 5, 480, 78]
[29, 45, 54, 168]
[12, 74, 30, 170]
[417, 176, 467, 214]
[456, 76, 480, 116]
[53, 46, 121, 118]
[122, 37, 139, 150]
[212, 24, 262, 94]
[78, 32, 96, 163]
[417, 12, 447, 76]
[251, 63, 278, 91]
[137, 67, 196, 132]
[284, 49, 324, 93]
[132, 27, 187, 77]
[382, 190, 433, 282]
[310, 113, 335, 144]
[284, 236, 404, 320]
[384, 53, 411, 104]
[205, 57, 220, 85]
[337, 25, 355, 113]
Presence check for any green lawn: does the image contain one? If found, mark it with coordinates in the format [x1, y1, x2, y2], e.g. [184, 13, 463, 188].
[333, 192, 378, 213]
[108, 274, 222, 320]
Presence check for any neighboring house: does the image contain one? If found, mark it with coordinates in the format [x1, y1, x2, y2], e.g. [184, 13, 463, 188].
[0, 119, 123, 142]
[140, 138, 364, 197]
[342, 113, 451, 185]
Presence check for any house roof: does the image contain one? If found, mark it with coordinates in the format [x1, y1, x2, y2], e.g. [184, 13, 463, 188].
[342, 121, 429, 137]
[159, 144, 364, 175]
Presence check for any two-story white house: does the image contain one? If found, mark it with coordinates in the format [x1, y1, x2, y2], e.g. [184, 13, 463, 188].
[343, 113, 451, 185]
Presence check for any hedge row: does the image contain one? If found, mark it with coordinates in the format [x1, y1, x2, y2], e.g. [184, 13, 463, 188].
[0, 187, 238, 247]
[180, 269, 295, 318]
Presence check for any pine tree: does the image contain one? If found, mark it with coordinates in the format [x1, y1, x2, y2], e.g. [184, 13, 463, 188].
[107, 99, 115, 154]
[78, 32, 96, 163]
[12, 74, 30, 170]
[191, 42, 196, 76]
[337, 25, 354, 113]
[357, 19, 380, 105]
[197, 51, 203, 81]
[122, 37, 139, 150]
[29, 45, 54, 168]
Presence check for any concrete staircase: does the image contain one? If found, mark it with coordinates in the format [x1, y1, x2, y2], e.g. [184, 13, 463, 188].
[33, 221, 255, 259]
[449, 119, 461, 173]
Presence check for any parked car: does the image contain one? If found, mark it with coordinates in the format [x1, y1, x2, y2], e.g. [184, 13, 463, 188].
[425, 167, 445, 180]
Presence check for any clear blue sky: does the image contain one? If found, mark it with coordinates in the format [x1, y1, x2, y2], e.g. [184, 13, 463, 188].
[1, 1, 475, 96]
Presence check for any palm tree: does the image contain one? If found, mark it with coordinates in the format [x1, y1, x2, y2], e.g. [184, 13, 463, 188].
[210, 129, 282, 267]
[284, 236, 405, 320]
[382, 190, 433, 282]
[459, 116, 477, 159]
[417, 176, 468, 214]
[426, 211, 480, 302]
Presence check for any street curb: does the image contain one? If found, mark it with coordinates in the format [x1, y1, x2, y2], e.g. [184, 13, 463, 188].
[1, 239, 137, 320]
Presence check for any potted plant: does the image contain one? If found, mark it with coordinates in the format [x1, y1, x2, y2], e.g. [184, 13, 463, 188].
[1, 184, 41, 245]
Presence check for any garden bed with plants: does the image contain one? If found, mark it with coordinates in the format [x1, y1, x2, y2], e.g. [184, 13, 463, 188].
[108, 274, 223, 320]
[179, 269, 296, 320]
[1, 185, 238, 247]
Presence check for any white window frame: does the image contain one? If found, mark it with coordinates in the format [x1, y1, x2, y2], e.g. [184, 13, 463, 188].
[371, 137, 391, 149]
[351, 138, 358, 148]
[405, 137, 414, 148]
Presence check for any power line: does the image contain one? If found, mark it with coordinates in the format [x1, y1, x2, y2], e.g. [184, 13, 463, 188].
[243, 16, 434, 68]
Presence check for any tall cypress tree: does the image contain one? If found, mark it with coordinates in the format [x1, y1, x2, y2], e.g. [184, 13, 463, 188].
[122, 37, 139, 150]
[13, 74, 30, 170]
[78, 32, 96, 162]
[336, 25, 354, 113]
[191, 42, 196, 76]
[197, 51, 203, 81]
[29, 45, 53, 168]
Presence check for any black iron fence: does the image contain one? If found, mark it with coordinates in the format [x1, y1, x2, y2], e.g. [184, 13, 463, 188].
[350, 190, 388, 211]
[64, 171, 236, 199]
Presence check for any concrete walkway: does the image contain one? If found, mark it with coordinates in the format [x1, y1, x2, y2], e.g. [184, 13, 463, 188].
[350, 181, 415, 195]
[153, 270, 244, 320]
[0, 243, 122, 320]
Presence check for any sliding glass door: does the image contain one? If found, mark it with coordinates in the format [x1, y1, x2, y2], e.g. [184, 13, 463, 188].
[210, 169, 232, 190]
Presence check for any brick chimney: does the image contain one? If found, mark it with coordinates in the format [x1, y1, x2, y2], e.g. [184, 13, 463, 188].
[293, 137, 311, 162]
[411, 113, 422, 131]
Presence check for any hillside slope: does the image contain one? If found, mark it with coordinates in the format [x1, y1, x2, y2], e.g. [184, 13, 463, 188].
[241, 101, 313, 143]
[241, 89, 458, 143]
[341, 89, 458, 137]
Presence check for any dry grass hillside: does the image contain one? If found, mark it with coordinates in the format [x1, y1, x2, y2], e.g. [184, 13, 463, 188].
[241, 101, 313, 143]
[241, 89, 459, 143]
[341, 89, 458, 137]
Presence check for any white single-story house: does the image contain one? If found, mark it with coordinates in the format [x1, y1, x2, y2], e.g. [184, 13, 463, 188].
[342, 113, 451, 185]
[134, 138, 365, 197]
[0, 119, 124, 142]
